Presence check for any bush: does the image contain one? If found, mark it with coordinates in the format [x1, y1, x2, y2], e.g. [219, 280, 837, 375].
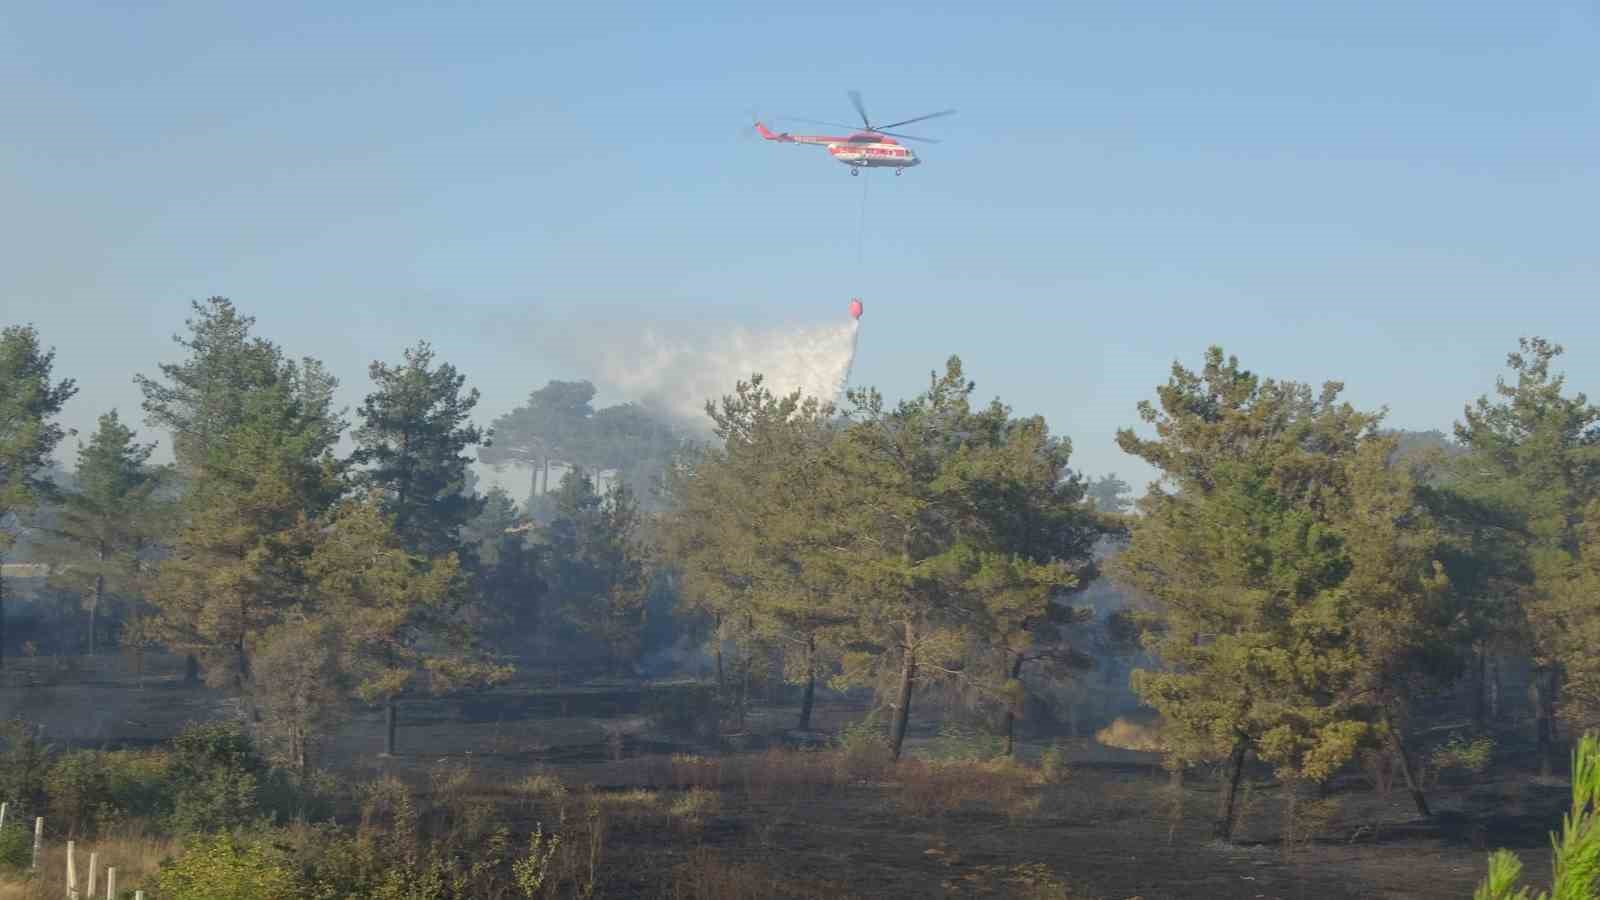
[834, 713, 892, 782]
[0, 820, 32, 873]
[1038, 742, 1071, 784]
[1429, 733, 1495, 784]
[102, 749, 176, 819]
[924, 721, 1005, 762]
[167, 722, 267, 834]
[0, 718, 50, 816]
[155, 832, 301, 900]
[45, 750, 113, 837]
[644, 684, 720, 742]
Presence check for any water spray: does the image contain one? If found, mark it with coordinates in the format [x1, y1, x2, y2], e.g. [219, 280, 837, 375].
[596, 304, 863, 430]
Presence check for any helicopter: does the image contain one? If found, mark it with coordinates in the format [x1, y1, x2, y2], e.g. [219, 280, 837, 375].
[754, 90, 954, 176]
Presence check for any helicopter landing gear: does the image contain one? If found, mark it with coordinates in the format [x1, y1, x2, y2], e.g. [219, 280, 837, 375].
[894, 168, 902, 176]
[850, 167, 860, 177]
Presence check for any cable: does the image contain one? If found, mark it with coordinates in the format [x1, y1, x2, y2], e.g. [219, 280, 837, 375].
[856, 170, 869, 267]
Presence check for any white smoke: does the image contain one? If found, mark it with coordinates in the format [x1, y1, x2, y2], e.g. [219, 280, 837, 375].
[596, 318, 861, 431]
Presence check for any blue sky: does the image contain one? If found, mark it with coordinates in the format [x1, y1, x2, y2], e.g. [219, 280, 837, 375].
[3, 1, 1596, 492]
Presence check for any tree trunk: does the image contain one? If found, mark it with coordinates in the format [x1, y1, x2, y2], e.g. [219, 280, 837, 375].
[1537, 669, 1560, 777]
[714, 616, 725, 694]
[1387, 722, 1431, 817]
[1487, 654, 1502, 721]
[184, 654, 200, 685]
[738, 650, 750, 730]
[888, 623, 917, 761]
[0, 564, 7, 671]
[1215, 739, 1249, 842]
[1534, 669, 1558, 778]
[797, 636, 816, 732]
[384, 698, 399, 756]
[542, 458, 550, 495]
[90, 550, 104, 657]
[1473, 644, 1487, 728]
[1004, 654, 1025, 757]
[294, 728, 308, 778]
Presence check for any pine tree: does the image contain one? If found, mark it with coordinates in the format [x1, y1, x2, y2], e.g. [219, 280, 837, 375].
[1453, 337, 1600, 775]
[135, 298, 286, 478]
[461, 487, 545, 646]
[135, 298, 325, 684]
[819, 357, 1094, 760]
[352, 341, 488, 557]
[1085, 473, 1133, 514]
[0, 324, 78, 669]
[149, 362, 346, 692]
[482, 380, 598, 506]
[307, 493, 511, 756]
[40, 411, 165, 655]
[661, 376, 852, 730]
[350, 342, 498, 751]
[543, 473, 652, 675]
[1113, 347, 1412, 840]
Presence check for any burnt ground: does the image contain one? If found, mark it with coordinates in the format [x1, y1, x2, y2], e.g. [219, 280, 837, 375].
[0, 655, 1570, 899]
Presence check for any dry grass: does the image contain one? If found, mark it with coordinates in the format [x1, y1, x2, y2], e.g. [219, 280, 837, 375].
[891, 757, 1046, 820]
[666, 754, 724, 790]
[941, 862, 1092, 900]
[668, 789, 722, 836]
[0, 827, 172, 900]
[729, 747, 841, 803]
[597, 788, 661, 825]
[667, 848, 864, 900]
[1094, 716, 1166, 752]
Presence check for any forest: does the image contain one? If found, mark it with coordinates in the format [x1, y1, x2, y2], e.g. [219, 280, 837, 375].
[2, 297, 1598, 899]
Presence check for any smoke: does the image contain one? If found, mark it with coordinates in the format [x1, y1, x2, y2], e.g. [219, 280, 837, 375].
[593, 318, 861, 431]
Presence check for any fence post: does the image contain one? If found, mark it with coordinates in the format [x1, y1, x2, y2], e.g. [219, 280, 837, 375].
[31, 816, 42, 870]
[88, 850, 99, 897]
[106, 866, 117, 899]
[66, 839, 77, 899]
[0, 800, 7, 831]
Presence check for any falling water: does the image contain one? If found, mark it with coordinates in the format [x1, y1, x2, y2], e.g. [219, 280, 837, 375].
[598, 315, 862, 429]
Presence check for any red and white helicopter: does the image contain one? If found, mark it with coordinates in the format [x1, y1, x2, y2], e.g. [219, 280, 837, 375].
[755, 91, 955, 176]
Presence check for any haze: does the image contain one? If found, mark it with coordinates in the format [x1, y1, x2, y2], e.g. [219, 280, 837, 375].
[5, 1, 1597, 490]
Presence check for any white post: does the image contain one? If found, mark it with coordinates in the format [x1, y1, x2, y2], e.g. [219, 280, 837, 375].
[88, 850, 99, 897]
[134, 893, 144, 900]
[31, 816, 43, 870]
[66, 839, 78, 899]
[106, 866, 117, 899]
[0, 800, 8, 831]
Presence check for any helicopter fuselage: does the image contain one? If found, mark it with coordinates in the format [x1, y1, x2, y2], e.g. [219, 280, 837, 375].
[826, 134, 920, 169]
[755, 123, 921, 171]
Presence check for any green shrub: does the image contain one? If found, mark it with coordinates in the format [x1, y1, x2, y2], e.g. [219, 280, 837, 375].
[1430, 733, 1495, 780]
[171, 721, 266, 781]
[643, 684, 719, 742]
[0, 821, 33, 873]
[101, 748, 176, 819]
[166, 722, 267, 834]
[1039, 742, 1070, 783]
[155, 832, 301, 900]
[835, 712, 889, 754]
[170, 767, 262, 834]
[925, 721, 1006, 762]
[45, 750, 112, 837]
[0, 718, 50, 816]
